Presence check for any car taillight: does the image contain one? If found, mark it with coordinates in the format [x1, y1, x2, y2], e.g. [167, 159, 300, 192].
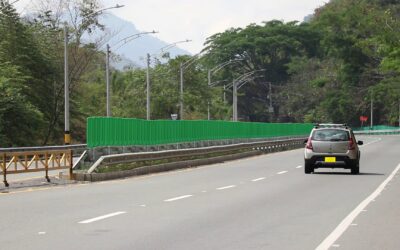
[348, 138, 356, 150]
[306, 138, 313, 150]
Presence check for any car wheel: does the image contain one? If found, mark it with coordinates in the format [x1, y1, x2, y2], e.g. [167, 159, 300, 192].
[305, 160, 313, 174]
[351, 161, 360, 175]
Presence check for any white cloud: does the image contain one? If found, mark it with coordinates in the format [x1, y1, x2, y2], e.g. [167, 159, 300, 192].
[14, 0, 327, 53]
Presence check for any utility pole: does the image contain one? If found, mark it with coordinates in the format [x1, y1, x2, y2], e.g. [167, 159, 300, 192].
[180, 62, 184, 120]
[64, 24, 70, 145]
[146, 53, 151, 120]
[106, 44, 111, 117]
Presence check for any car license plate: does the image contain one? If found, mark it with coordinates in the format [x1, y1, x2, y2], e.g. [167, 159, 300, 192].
[325, 157, 336, 163]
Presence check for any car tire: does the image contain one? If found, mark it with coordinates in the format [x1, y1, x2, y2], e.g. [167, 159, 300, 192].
[351, 161, 360, 175]
[305, 160, 313, 174]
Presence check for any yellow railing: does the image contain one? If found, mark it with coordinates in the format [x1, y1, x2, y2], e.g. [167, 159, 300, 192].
[1, 150, 73, 187]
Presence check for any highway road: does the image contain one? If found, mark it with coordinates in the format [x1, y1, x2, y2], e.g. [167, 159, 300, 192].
[0, 135, 399, 250]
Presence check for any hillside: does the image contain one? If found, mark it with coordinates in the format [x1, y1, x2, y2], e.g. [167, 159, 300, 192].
[100, 13, 191, 68]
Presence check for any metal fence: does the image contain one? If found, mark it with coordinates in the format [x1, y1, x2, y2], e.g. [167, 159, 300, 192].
[353, 125, 400, 131]
[1, 149, 73, 187]
[87, 117, 314, 148]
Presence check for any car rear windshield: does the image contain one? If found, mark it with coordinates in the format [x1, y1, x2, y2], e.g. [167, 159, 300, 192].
[311, 129, 350, 141]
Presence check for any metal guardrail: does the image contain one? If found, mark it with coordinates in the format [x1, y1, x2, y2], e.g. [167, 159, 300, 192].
[87, 137, 306, 174]
[1, 150, 73, 187]
[0, 144, 87, 155]
[354, 129, 400, 135]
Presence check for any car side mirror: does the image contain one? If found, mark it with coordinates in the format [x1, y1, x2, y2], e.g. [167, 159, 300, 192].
[304, 139, 308, 144]
[357, 140, 363, 145]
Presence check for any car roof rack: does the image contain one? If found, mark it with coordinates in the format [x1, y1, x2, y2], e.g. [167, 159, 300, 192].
[314, 123, 349, 129]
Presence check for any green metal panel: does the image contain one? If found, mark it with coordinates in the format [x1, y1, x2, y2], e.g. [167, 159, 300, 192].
[86, 117, 314, 148]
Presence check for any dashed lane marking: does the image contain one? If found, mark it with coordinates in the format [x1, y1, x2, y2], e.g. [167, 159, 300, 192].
[251, 177, 266, 182]
[277, 171, 288, 175]
[164, 195, 193, 202]
[216, 185, 236, 190]
[78, 211, 127, 224]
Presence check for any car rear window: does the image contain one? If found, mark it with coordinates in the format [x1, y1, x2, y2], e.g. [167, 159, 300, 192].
[311, 129, 350, 141]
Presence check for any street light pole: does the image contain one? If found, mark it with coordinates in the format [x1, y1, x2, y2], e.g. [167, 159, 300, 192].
[106, 44, 111, 117]
[207, 101, 210, 120]
[223, 85, 226, 103]
[146, 53, 151, 120]
[64, 24, 70, 145]
[146, 39, 188, 120]
[105, 31, 157, 118]
[370, 96, 373, 128]
[180, 62, 184, 119]
[179, 52, 202, 120]
[233, 81, 237, 121]
[208, 59, 243, 86]
[230, 70, 265, 121]
[62, 4, 124, 142]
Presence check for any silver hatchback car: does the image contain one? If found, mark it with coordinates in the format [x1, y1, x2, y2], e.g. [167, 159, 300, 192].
[304, 124, 363, 174]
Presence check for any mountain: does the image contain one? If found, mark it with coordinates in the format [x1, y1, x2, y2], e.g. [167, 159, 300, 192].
[99, 14, 191, 69]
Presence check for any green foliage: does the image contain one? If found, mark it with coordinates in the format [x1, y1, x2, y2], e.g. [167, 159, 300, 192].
[203, 21, 320, 122]
[0, 62, 44, 146]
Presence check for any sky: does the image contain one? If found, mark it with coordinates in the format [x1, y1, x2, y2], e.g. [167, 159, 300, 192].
[14, 0, 328, 54]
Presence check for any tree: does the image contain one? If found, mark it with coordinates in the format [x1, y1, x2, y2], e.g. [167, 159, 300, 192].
[203, 21, 320, 122]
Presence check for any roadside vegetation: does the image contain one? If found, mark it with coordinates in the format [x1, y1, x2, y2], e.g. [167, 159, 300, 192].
[1, 0, 399, 147]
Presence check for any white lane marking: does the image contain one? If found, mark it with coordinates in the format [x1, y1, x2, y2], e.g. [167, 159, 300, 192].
[38, 232, 46, 235]
[139, 204, 146, 207]
[296, 166, 302, 169]
[252, 177, 266, 182]
[351, 224, 357, 226]
[79, 211, 127, 224]
[360, 137, 382, 147]
[201, 190, 207, 193]
[332, 244, 340, 248]
[164, 195, 193, 202]
[216, 185, 236, 190]
[277, 171, 288, 175]
[316, 163, 400, 250]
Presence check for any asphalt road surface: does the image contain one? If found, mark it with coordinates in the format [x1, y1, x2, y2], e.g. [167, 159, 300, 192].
[0, 135, 399, 250]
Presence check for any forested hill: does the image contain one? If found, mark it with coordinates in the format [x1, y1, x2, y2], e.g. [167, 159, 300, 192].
[1, 0, 399, 147]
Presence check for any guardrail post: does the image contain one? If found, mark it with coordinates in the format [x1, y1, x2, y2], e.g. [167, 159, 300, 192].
[2, 153, 8, 187]
[45, 152, 50, 182]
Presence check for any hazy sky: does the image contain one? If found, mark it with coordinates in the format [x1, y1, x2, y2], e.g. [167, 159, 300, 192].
[15, 0, 328, 53]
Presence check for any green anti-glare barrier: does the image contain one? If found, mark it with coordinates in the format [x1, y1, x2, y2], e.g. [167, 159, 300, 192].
[86, 117, 314, 148]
